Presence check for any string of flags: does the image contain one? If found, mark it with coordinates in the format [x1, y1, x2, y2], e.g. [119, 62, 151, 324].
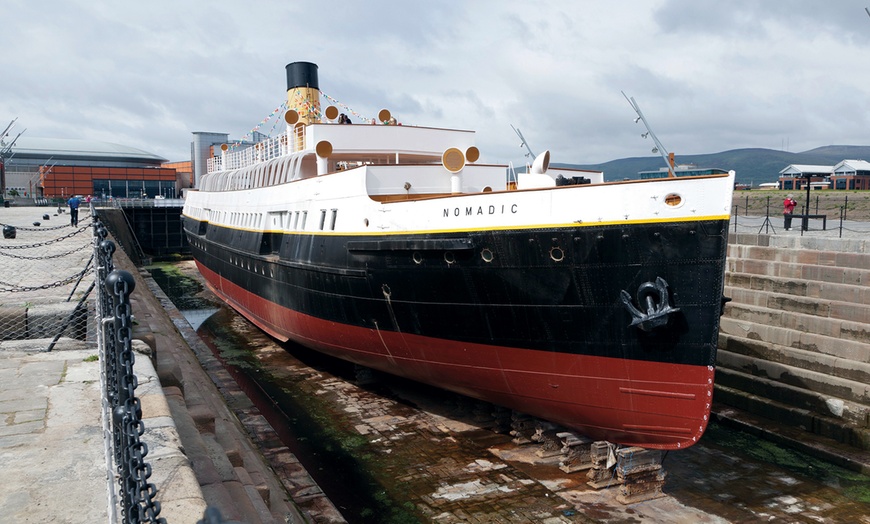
[320, 92, 371, 124]
[228, 101, 287, 151]
[228, 89, 409, 151]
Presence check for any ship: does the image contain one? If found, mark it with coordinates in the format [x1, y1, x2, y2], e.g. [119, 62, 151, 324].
[182, 61, 735, 450]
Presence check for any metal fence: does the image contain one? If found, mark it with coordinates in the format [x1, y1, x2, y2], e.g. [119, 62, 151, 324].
[93, 213, 235, 524]
[0, 213, 93, 343]
[0, 205, 234, 522]
[730, 194, 870, 238]
[93, 215, 167, 524]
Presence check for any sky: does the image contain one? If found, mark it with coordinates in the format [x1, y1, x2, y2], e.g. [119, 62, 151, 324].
[3, 0, 870, 168]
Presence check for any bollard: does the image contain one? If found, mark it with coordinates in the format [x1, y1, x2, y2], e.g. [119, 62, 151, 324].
[2, 224, 15, 238]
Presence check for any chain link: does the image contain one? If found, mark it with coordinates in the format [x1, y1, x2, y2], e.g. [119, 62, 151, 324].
[0, 266, 91, 292]
[90, 213, 165, 524]
[0, 239, 92, 260]
[106, 270, 165, 524]
[0, 222, 92, 249]
[0, 215, 92, 231]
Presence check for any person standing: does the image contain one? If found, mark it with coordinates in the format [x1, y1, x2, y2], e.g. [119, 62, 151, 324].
[783, 194, 797, 230]
[67, 195, 81, 227]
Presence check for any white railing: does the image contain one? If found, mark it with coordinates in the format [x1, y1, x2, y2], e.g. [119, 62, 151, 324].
[207, 126, 306, 174]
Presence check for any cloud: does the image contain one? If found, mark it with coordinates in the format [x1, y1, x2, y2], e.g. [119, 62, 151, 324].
[3, 0, 870, 169]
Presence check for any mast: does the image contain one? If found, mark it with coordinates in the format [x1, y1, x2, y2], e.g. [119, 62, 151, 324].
[510, 124, 536, 161]
[0, 119, 25, 203]
[622, 92, 675, 178]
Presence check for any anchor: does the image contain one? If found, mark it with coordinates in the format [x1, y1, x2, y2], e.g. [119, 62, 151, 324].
[620, 277, 680, 332]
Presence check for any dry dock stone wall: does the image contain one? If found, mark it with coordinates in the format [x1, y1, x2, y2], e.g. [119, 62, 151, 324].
[718, 232, 870, 465]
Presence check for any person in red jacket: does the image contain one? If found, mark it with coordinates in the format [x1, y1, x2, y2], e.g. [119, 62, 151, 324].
[783, 194, 797, 230]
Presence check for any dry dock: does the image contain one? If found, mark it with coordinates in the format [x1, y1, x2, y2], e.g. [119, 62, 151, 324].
[2, 204, 870, 523]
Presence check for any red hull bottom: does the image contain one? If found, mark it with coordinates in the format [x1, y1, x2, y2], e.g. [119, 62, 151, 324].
[196, 262, 713, 450]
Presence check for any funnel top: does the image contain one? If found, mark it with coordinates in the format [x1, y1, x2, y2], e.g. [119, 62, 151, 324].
[286, 62, 319, 90]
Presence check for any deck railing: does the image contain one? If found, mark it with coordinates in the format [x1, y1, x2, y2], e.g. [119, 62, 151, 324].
[207, 126, 304, 173]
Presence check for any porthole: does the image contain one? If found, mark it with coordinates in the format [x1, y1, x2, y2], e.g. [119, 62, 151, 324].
[480, 248, 494, 263]
[664, 193, 683, 207]
[444, 251, 455, 264]
[412, 251, 423, 265]
[549, 247, 565, 262]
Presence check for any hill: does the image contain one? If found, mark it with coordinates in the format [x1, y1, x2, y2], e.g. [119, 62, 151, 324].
[561, 145, 870, 186]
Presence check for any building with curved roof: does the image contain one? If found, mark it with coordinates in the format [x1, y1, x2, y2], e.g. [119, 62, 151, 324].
[1, 136, 178, 200]
[9, 137, 167, 167]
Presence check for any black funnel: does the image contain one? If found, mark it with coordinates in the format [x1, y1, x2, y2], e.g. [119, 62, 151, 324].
[286, 62, 319, 90]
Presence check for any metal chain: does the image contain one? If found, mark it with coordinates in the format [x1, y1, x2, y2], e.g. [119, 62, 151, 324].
[90, 215, 164, 524]
[0, 239, 91, 259]
[0, 266, 91, 292]
[108, 270, 166, 524]
[0, 216, 92, 231]
[0, 222, 92, 249]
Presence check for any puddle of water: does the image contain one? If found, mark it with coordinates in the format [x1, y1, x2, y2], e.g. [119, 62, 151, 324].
[700, 421, 870, 504]
[179, 308, 219, 330]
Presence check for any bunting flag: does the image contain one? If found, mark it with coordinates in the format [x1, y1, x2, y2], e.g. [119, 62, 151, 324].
[228, 101, 287, 151]
[321, 91, 398, 125]
[228, 90, 409, 152]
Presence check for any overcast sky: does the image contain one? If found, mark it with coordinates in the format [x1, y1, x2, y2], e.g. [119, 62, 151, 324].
[4, 0, 870, 168]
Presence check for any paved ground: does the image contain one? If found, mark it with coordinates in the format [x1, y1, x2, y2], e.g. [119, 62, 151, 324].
[0, 347, 109, 523]
[0, 206, 312, 524]
[0, 205, 192, 523]
[0, 207, 113, 522]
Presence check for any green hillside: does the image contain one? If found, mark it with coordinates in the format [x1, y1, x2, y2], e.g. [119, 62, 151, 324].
[562, 145, 870, 186]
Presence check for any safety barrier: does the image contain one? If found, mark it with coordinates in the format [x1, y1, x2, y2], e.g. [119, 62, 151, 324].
[93, 217, 167, 524]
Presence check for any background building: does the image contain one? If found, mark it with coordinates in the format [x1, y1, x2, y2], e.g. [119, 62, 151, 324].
[831, 159, 870, 190]
[2, 137, 180, 200]
[191, 131, 267, 188]
[778, 164, 833, 191]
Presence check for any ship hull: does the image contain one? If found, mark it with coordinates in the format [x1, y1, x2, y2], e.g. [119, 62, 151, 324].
[183, 214, 729, 449]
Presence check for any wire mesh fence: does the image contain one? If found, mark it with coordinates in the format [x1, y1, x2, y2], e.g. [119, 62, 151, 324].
[1, 205, 241, 522]
[0, 206, 94, 347]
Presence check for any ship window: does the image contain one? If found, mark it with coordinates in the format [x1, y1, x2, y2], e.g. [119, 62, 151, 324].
[319, 209, 327, 230]
[330, 209, 338, 230]
[665, 193, 682, 207]
[293, 211, 300, 230]
[301, 211, 308, 229]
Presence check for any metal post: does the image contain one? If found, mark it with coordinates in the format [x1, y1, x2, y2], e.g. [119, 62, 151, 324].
[839, 206, 844, 239]
[47, 280, 94, 352]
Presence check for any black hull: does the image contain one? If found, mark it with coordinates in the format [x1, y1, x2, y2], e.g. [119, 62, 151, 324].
[185, 216, 728, 366]
[183, 215, 729, 448]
